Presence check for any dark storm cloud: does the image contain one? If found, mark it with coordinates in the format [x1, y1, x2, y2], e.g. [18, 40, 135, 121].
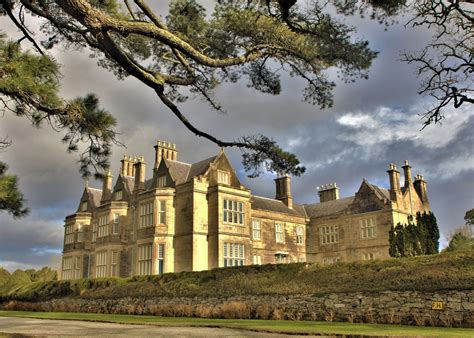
[0, 5, 472, 270]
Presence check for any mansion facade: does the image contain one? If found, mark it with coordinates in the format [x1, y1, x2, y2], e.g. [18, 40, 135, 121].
[61, 139, 430, 279]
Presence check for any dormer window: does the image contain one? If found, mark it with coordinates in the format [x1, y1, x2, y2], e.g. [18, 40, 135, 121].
[218, 170, 230, 185]
[157, 175, 167, 187]
[115, 190, 123, 201]
[80, 201, 88, 212]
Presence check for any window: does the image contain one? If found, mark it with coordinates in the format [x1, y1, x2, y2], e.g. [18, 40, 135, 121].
[91, 222, 97, 242]
[77, 224, 84, 242]
[139, 202, 154, 228]
[223, 199, 244, 225]
[113, 213, 120, 235]
[80, 201, 88, 211]
[363, 253, 375, 261]
[157, 244, 164, 275]
[252, 255, 262, 265]
[275, 223, 284, 243]
[74, 256, 81, 279]
[217, 170, 230, 185]
[65, 224, 74, 244]
[296, 226, 304, 245]
[138, 243, 152, 275]
[320, 225, 339, 244]
[360, 218, 376, 239]
[98, 214, 109, 238]
[96, 251, 107, 278]
[252, 219, 261, 240]
[62, 257, 73, 280]
[223, 243, 245, 267]
[111, 251, 119, 276]
[158, 200, 166, 225]
[157, 175, 167, 187]
[275, 253, 288, 264]
[323, 257, 340, 265]
[115, 190, 122, 201]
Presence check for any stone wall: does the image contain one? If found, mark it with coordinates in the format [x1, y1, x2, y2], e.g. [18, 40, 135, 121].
[3, 290, 472, 328]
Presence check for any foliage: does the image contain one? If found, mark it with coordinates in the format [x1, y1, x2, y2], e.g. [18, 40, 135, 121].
[0, 33, 118, 179]
[0, 267, 57, 296]
[0, 161, 28, 217]
[464, 208, 474, 226]
[446, 232, 474, 253]
[389, 212, 440, 257]
[1, 250, 472, 302]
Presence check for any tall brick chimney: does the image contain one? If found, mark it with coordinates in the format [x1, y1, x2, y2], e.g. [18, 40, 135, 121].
[387, 163, 401, 201]
[154, 140, 178, 169]
[414, 174, 429, 205]
[275, 173, 293, 209]
[317, 182, 340, 203]
[101, 170, 113, 203]
[402, 160, 412, 189]
[120, 155, 136, 177]
[133, 156, 146, 191]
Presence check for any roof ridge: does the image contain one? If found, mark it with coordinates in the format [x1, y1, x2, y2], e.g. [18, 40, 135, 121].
[165, 158, 191, 166]
[252, 195, 282, 202]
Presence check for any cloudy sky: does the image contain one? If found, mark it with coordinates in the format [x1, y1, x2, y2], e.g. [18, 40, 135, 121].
[1, 2, 473, 271]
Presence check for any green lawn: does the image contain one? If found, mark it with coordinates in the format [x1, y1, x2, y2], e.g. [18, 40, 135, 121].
[0, 311, 472, 337]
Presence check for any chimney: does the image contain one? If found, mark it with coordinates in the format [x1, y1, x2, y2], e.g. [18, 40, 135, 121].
[274, 173, 293, 209]
[317, 182, 339, 203]
[133, 156, 146, 191]
[120, 155, 137, 177]
[101, 170, 113, 203]
[154, 140, 178, 169]
[414, 174, 429, 205]
[387, 163, 401, 201]
[402, 160, 412, 188]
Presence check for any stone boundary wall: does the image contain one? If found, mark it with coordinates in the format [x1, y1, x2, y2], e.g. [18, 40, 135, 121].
[2, 290, 473, 327]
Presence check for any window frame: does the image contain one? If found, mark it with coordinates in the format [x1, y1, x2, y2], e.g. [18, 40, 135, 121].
[296, 226, 304, 245]
[138, 243, 153, 275]
[112, 213, 120, 235]
[217, 170, 230, 185]
[320, 225, 339, 245]
[252, 219, 261, 240]
[275, 223, 285, 243]
[95, 251, 108, 278]
[360, 218, 377, 239]
[223, 242, 245, 267]
[222, 199, 244, 225]
[139, 201, 154, 228]
[158, 200, 166, 225]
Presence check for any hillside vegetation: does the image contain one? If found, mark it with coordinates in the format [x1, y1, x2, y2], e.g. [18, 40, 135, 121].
[0, 267, 57, 297]
[1, 251, 472, 303]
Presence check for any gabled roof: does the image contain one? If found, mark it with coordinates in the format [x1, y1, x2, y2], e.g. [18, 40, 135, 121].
[86, 187, 102, 209]
[251, 195, 305, 217]
[120, 176, 135, 195]
[303, 196, 355, 218]
[164, 159, 191, 185]
[186, 155, 217, 181]
[367, 182, 390, 200]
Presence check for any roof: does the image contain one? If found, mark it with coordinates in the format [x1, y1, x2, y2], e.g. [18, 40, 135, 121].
[250, 195, 305, 217]
[121, 176, 135, 195]
[303, 196, 355, 218]
[367, 182, 390, 200]
[86, 187, 102, 208]
[186, 156, 217, 181]
[164, 159, 191, 185]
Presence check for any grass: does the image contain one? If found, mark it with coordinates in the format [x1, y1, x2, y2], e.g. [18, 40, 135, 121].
[0, 311, 473, 337]
[1, 250, 473, 302]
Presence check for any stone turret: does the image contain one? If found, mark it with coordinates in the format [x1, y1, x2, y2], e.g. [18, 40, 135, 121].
[387, 163, 401, 202]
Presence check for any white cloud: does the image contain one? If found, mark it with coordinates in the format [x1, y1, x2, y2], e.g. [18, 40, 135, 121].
[337, 105, 474, 150]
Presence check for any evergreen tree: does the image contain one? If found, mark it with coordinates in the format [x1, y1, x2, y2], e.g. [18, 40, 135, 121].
[0, 161, 28, 217]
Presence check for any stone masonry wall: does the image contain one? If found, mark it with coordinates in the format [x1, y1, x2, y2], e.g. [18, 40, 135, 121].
[2, 290, 473, 328]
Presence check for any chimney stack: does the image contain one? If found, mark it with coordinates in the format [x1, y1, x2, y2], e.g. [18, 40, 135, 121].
[101, 170, 113, 203]
[317, 182, 340, 203]
[402, 160, 412, 188]
[274, 173, 293, 209]
[414, 174, 429, 205]
[387, 163, 401, 201]
[154, 140, 178, 169]
[120, 155, 137, 177]
[133, 156, 146, 191]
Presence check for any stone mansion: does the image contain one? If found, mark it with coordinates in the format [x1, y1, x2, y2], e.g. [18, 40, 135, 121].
[61, 139, 431, 279]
